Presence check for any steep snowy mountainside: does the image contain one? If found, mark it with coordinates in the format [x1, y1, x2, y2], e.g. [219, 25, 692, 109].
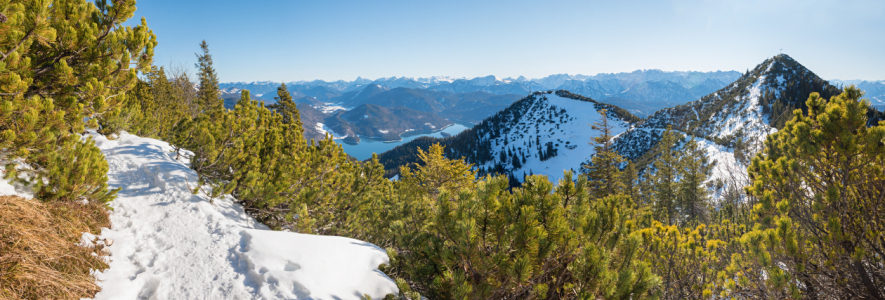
[377, 91, 639, 183]
[612, 54, 845, 183]
[87, 132, 397, 300]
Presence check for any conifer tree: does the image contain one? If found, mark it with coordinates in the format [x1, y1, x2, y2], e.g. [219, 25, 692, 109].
[267, 83, 301, 126]
[677, 138, 712, 225]
[637, 221, 738, 300]
[371, 148, 659, 299]
[621, 161, 640, 202]
[583, 109, 625, 198]
[650, 127, 681, 225]
[195, 40, 222, 112]
[398, 143, 476, 197]
[172, 88, 387, 233]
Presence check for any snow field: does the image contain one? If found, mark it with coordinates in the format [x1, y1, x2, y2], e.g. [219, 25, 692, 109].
[480, 93, 630, 184]
[87, 132, 397, 300]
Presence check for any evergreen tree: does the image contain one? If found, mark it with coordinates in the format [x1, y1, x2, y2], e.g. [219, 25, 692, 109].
[583, 109, 625, 198]
[267, 83, 301, 127]
[677, 138, 712, 225]
[195, 40, 222, 112]
[398, 143, 476, 197]
[173, 89, 384, 233]
[621, 161, 640, 202]
[369, 156, 659, 299]
[99, 66, 193, 140]
[637, 221, 738, 300]
[650, 127, 681, 226]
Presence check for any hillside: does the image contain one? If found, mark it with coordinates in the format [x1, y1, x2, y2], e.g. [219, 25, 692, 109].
[602, 54, 885, 195]
[73, 132, 398, 299]
[296, 103, 328, 142]
[613, 54, 841, 164]
[331, 86, 524, 123]
[323, 104, 453, 142]
[377, 91, 639, 182]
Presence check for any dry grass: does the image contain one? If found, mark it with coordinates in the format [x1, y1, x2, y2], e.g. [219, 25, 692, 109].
[0, 196, 111, 300]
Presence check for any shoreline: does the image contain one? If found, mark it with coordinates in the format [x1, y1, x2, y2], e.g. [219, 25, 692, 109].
[350, 121, 461, 144]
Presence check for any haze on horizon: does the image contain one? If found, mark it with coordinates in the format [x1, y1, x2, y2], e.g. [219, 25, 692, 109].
[127, 0, 885, 82]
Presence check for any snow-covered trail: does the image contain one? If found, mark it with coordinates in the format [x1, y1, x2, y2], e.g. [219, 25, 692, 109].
[88, 132, 397, 300]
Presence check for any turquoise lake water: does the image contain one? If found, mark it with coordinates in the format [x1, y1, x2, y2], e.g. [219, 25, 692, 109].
[334, 122, 472, 160]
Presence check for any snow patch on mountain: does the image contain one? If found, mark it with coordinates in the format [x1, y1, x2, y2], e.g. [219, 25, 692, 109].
[477, 93, 630, 183]
[318, 103, 348, 114]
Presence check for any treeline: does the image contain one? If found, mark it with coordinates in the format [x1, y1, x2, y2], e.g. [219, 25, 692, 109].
[554, 90, 643, 123]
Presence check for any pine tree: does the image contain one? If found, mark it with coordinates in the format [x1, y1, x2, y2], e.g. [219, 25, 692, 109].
[398, 143, 476, 197]
[677, 138, 712, 225]
[583, 109, 625, 198]
[195, 40, 222, 112]
[267, 83, 301, 126]
[621, 161, 639, 202]
[650, 126, 681, 226]
[373, 159, 659, 299]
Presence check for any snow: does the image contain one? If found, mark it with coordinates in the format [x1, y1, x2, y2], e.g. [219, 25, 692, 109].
[87, 132, 397, 299]
[0, 175, 34, 199]
[315, 122, 328, 135]
[317, 104, 347, 114]
[479, 93, 630, 184]
[711, 75, 776, 140]
[319, 123, 348, 140]
[0, 161, 35, 199]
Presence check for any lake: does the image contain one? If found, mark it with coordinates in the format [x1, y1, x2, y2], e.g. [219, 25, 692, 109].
[334, 121, 472, 160]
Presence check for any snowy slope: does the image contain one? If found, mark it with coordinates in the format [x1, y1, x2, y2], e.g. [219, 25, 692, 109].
[375, 91, 640, 182]
[612, 54, 844, 195]
[87, 132, 397, 300]
[476, 93, 630, 183]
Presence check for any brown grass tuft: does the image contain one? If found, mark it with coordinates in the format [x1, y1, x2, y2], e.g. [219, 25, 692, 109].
[0, 196, 111, 300]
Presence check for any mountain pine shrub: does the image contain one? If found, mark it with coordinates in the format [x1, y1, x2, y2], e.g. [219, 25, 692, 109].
[0, 0, 154, 205]
[725, 86, 885, 299]
[364, 144, 659, 299]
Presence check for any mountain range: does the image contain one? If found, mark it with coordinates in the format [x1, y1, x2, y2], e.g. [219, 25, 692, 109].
[219, 70, 743, 118]
[829, 79, 885, 109]
[375, 55, 881, 193]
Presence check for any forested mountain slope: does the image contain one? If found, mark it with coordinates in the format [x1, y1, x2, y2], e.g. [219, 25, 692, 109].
[613, 54, 842, 164]
[377, 91, 640, 182]
[323, 104, 453, 142]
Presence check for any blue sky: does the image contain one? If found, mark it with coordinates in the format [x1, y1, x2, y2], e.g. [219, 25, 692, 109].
[125, 0, 885, 82]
